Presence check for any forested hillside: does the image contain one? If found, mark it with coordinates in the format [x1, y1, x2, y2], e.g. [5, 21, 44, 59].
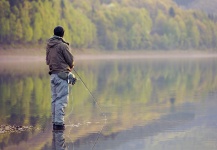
[0, 0, 217, 51]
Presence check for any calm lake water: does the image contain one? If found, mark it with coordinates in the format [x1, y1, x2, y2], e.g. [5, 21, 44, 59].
[0, 57, 217, 150]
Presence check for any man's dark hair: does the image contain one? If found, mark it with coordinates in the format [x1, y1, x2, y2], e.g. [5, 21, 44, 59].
[54, 26, 64, 37]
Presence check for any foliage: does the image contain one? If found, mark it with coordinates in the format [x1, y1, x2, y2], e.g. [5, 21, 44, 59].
[0, 0, 217, 50]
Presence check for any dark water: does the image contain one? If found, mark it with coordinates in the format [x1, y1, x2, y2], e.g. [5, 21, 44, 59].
[0, 57, 217, 150]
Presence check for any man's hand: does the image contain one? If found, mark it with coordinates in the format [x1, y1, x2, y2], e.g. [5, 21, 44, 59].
[68, 72, 77, 85]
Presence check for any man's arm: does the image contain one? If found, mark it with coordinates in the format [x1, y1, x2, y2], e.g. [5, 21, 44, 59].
[62, 45, 74, 69]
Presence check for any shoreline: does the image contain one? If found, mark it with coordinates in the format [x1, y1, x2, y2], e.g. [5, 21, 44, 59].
[1, 51, 217, 62]
[0, 48, 217, 62]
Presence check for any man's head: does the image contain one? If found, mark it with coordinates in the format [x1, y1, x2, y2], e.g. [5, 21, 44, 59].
[54, 26, 64, 37]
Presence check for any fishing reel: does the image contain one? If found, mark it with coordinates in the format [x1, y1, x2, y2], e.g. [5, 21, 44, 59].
[68, 72, 77, 85]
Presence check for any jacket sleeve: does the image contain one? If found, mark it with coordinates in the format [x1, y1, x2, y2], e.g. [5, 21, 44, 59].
[62, 44, 74, 68]
[46, 47, 50, 65]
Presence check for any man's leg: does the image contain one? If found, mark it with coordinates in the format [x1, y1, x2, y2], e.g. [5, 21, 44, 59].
[51, 74, 57, 124]
[53, 75, 69, 125]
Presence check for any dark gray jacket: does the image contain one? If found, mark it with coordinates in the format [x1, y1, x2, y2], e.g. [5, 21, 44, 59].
[46, 36, 74, 75]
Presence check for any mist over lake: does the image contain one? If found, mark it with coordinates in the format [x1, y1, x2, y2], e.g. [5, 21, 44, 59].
[0, 56, 217, 150]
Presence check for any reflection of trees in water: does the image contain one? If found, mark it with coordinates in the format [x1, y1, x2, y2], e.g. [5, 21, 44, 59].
[0, 74, 50, 125]
[96, 60, 217, 105]
[0, 59, 217, 148]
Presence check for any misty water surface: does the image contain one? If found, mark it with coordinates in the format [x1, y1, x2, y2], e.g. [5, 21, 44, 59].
[0, 57, 217, 150]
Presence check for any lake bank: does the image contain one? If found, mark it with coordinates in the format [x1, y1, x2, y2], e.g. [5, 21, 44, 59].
[1, 50, 217, 63]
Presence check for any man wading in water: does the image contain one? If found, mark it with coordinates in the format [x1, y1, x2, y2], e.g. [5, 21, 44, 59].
[46, 26, 76, 130]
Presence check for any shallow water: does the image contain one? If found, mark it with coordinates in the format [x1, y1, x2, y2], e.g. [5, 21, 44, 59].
[0, 57, 217, 150]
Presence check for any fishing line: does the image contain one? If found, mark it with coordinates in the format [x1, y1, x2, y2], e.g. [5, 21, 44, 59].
[73, 68, 106, 118]
[73, 68, 107, 149]
[64, 87, 75, 150]
[65, 86, 74, 118]
[91, 124, 105, 150]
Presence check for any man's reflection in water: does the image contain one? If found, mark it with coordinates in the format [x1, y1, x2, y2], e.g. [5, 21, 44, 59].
[52, 130, 68, 150]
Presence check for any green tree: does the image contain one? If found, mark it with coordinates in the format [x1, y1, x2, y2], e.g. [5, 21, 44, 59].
[20, 1, 33, 42]
[184, 17, 200, 49]
[0, 0, 10, 43]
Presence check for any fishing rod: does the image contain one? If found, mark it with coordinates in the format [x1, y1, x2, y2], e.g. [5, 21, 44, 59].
[72, 68, 107, 150]
[73, 68, 106, 118]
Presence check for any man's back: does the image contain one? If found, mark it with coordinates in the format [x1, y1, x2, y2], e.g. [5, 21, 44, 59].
[46, 35, 73, 75]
